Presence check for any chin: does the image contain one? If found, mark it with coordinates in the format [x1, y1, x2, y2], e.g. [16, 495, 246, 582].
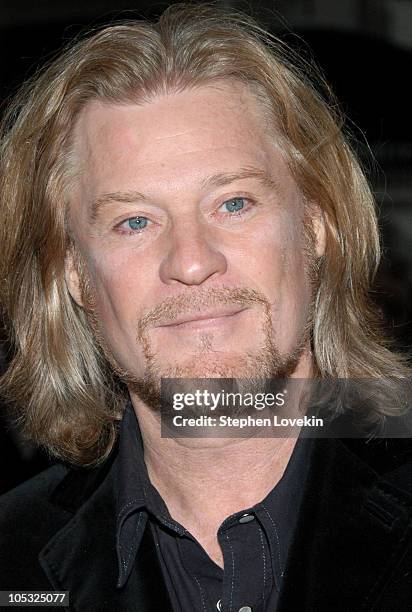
[152, 335, 301, 376]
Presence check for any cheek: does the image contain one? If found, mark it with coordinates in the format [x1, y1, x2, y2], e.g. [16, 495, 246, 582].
[232, 214, 312, 346]
[81, 248, 150, 329]
[230, 213, 308, 293]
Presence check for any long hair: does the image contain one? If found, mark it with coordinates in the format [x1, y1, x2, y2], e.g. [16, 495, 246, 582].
[0, 3, 408, 465]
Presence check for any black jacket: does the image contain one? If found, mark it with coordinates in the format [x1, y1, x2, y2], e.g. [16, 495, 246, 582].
[1, 436, 412, 611]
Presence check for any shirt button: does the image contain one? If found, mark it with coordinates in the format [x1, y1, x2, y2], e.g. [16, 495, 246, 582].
[239, 607, 253, 612]
[238, 513, 255, 524]
[216, 600, 222, 611]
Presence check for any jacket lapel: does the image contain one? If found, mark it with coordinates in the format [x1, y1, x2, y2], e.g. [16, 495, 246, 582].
[38, 437, 412, 611]
[39, 455, 172, 612]
[277, 438, 412, 611]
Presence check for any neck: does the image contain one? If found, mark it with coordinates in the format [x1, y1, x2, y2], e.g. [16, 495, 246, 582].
[128, 349, 314, 564]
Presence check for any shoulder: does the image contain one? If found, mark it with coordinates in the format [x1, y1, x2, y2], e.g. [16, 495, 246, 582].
[342, 436, 412, 471]
[341, 436, 412, 498]
[1, 462, 68, 500]
[0, 450, 117, 590]
[0, 464, 73, 544]
[0, 464, 73, 589]
[0, 464, 70, 520]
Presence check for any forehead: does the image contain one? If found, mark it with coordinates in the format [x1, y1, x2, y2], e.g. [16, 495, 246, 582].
[71, 81, 294, 200]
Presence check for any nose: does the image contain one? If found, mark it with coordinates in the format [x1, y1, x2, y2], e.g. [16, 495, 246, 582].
[159, 218, 227, 286]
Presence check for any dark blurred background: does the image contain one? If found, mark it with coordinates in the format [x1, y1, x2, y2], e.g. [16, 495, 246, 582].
[1, 0, 411, 493]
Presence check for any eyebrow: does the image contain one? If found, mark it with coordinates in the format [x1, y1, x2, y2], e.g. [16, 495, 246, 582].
[89, 166, 281, 223]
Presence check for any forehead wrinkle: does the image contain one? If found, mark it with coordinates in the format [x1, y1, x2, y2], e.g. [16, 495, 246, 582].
[152, 129, 199, 141]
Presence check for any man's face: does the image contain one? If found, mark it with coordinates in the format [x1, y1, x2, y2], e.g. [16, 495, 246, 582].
[65, 81, 324, 405]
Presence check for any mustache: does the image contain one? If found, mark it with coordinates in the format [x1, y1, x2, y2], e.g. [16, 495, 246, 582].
[137, 286, 271, 336]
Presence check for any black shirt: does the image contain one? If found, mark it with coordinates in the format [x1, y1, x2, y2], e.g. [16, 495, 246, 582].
[115, 402, 313, 611]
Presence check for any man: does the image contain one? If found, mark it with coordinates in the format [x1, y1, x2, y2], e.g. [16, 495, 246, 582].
[0, 4, 411, 611]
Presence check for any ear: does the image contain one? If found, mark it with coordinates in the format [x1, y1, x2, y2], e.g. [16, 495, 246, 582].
[311, 204, 326, 257]
[64, 249, 84, 307]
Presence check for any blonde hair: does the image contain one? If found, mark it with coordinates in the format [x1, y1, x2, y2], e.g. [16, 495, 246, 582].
[0, 3, 408, 465]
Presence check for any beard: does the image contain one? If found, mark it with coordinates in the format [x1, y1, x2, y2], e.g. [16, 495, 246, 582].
[72, 222, 321, 415]
[129, 284, 312, 413]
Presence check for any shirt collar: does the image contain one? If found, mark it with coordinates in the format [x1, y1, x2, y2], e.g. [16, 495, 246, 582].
[114, 400, 313, 589]
[115, 401, 186, 587]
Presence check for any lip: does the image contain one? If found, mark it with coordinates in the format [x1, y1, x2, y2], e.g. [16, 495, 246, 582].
[157, 306, 248, 329]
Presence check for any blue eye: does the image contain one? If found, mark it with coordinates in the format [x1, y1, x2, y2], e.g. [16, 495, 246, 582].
[222, 197, 246, 213]
[126, 216, 148, 231]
